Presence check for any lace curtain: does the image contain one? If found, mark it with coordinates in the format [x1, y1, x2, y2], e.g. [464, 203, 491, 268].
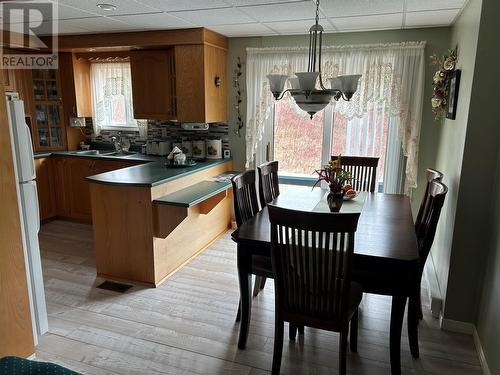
[90, 62, 137, 136]
[245, 42, 426, 191]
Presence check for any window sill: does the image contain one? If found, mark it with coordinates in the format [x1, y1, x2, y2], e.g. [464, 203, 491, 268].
[278, 174, 316, 187]
[99, 125, 139, 132]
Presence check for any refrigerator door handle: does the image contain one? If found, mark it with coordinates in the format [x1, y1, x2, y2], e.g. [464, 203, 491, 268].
[26, 123, 36, 180]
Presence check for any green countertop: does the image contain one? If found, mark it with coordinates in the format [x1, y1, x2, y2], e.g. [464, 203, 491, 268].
[86, 158, 231, 187]
[154, 180, 232, 207]
[34, 151, 231, 187]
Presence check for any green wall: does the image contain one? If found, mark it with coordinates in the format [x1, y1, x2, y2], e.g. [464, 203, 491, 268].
[226, 27, 451, 215]
[431, 0, 482, 314]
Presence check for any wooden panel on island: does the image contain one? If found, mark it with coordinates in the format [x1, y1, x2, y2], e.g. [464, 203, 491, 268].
[89, 161, 233, 287]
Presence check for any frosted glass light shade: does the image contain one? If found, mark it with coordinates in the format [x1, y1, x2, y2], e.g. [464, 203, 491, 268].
[267, 74, 289, 98]
[296, 72, 319, 91]
[337, 74, 362, 99]
[328, 77, 342, 90]
[288, 77, 300, 89]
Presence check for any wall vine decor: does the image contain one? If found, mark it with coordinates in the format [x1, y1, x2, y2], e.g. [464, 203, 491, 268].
[233, 56, 244, 136]
[430, 47, 460, 120]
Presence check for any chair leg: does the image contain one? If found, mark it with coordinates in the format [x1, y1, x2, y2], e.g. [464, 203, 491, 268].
[235, 299, 241, 322]
[253, 276, 263, 297]
[297, 325, 304, 335]
[350, 309, 359, 353]
[339, 326, 348, 375]
[272, 317, 284, 375]
[417, 288, 424, 320]
[289, 323, 297, 341]
[408, 295, 420, 358]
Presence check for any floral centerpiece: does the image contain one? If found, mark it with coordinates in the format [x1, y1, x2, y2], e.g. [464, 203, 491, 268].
[430, 47, 457, 120]
[313, 156, 352, 211]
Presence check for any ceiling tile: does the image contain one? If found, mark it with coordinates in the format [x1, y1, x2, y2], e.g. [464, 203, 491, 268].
[229, 0, 309, 5]
[208, 23, 277, 37]
[239, 2, 317, 22]
[110, 12, 194, 29]
[406, 0, 467, 12]
[331, 13, 403, 31]
[53, 2, 100, 20]
[135, 0, 231, 12]
[55, 0, 160, 17]
[61, 16, 139, 33]
[320, 0, 403, 17]
[264, 18, 335, 34]
[170, 7, 255, 25]
[405, 9, 459, 27]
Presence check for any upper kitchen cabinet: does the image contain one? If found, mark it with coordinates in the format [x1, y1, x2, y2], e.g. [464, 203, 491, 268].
[59, 52, 92, 119]
[31, 69, 67, 151]
[2, 68, 16, 92]
[130, 49, 176, 120]
[175, 44, 227, 123]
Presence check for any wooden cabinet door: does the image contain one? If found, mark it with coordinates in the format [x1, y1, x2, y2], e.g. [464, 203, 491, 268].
[52, 157, 71, 217]
[35, 158, 56, 221]
[130, 49, 176, 120]
[2, 69, 16, 91]
[67, 157, 94, 222]
[204, 45, 227, 123]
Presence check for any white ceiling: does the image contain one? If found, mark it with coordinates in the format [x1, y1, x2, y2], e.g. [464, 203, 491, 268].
[1, 0, 470, 36]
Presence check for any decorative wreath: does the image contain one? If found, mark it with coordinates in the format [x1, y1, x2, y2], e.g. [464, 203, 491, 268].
[430, 47, 457, 120]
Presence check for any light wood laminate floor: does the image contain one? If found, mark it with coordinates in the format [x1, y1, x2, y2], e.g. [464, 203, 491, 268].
[36, 220, 482, 375]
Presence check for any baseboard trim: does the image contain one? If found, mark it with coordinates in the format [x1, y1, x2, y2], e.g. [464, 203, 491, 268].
[441, 319, 491, 375]
[473, 327, 492, 375]
[440, 318, 474, 334]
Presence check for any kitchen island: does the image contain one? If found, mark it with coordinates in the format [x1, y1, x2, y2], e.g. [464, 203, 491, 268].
[86, 157, 233, 287]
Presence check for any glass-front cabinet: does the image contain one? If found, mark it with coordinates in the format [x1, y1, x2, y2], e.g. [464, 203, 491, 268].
[31, 69, 66, 150]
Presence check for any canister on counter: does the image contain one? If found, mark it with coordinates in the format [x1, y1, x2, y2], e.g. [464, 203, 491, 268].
[172, 140, 182, 153]
[206, 138, 222, 159]
[192, 139, 206, 160]
[181, 139, 193, 157]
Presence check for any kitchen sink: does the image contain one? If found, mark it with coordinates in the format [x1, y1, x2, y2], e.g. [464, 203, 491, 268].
[73, 150, 102, 155]
[103, 150, 138, 156]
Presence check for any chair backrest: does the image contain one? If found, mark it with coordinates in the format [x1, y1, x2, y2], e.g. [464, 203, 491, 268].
[415, 168, 443, 235]
[330, 156, 379, 193]
[258, 161, 280, 208]
[268, 205, 360, 326]
[231, 170, 260, 227]
[416, 180, 447, 264]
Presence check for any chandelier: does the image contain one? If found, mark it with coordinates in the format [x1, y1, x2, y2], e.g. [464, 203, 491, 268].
[266, 0, 362, 119]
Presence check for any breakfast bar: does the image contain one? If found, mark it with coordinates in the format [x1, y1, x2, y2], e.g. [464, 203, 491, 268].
[86, 159, 233, 287]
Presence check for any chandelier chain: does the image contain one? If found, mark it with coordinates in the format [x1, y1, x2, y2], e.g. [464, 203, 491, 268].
[315, 0, 320, 25]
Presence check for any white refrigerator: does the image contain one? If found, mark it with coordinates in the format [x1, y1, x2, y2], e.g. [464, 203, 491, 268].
[6, 98, 48, 344]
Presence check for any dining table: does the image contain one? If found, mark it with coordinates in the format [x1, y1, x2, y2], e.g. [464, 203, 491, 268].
[231, 187, 420, 375]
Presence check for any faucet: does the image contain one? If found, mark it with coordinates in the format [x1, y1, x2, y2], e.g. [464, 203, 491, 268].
[111, 132, 122, 153]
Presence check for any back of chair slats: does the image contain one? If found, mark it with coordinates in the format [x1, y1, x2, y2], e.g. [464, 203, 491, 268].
[415, 168, 443, 236]
[231, 170, 260, 227]
[258, 161, 280, 207]
[330, 156, 379, 193]
[416, 180, 447, 263]
[268, 205, 360, 323]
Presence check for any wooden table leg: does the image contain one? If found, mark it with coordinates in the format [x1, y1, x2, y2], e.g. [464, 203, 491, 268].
[390, 295, 407, 375]
[408, 294, 420, 358]
[237, 247, 252, 349]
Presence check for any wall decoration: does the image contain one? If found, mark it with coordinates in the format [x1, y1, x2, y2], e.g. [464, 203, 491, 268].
[446, 69, 461, 120]
[430, 47, 459, 120]
[233, 56, 244, 136]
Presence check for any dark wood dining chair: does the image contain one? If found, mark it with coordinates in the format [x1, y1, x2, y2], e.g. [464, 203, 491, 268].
[414, 168, 443, 319]
[407, 180, 447, 359]
[268, 205, 362, 375]
[253, 161, 280, 297]
[258, 161, 280, 207]
[231, 170, 273, 321]
[331, 155, 379, 193]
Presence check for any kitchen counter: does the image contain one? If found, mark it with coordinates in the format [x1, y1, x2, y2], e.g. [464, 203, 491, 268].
[34, 150, 230, 188]
[87, 158, 230, 187]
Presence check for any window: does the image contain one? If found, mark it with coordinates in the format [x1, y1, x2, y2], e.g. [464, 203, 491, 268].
[272, 98, 396, 192]
[90, 62, 137, 133]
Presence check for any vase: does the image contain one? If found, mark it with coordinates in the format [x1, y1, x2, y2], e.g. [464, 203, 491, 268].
[327, 190, 344, 212]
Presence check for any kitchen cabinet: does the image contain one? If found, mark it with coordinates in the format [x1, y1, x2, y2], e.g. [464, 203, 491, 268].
[175, 44, 227, 123]
[50, 157, 142, 223]
[31, 69, 67, 151]
[2, 68, 16, 91]
[35, 158, 56, 221]
[52, 157, 71, 217]
[130, 49, 176, 120]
